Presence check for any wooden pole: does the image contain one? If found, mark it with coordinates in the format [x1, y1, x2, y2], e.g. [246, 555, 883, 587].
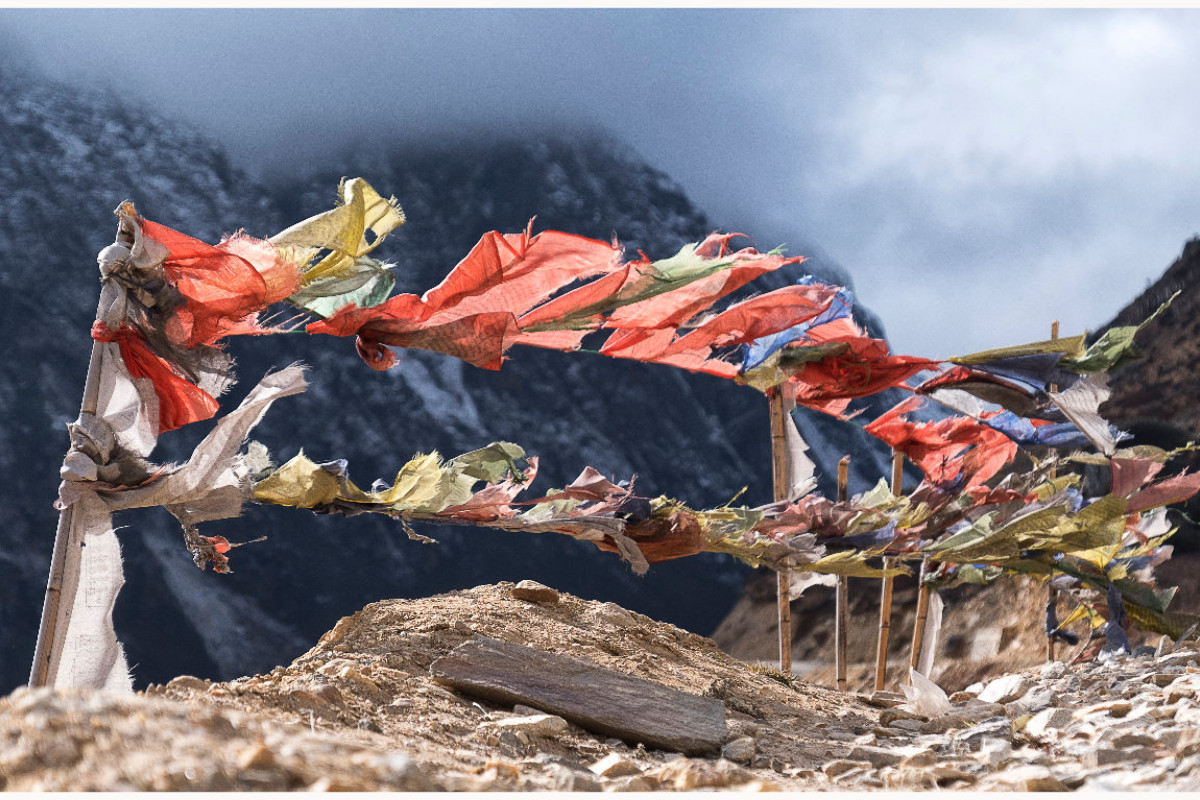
[769, 389, 797, 674]
[835, 455, 850, 692]
[28, 218, 132, 688]
[873, 451, 904, 691]
[1047, 319, 1060, 663]
[909, 560, 931, 672]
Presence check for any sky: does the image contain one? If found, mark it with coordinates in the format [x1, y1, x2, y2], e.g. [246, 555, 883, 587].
[5, 7, 1200, 359]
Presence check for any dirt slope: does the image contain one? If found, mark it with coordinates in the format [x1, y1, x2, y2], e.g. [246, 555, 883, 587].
[6, 578, 1200, 792]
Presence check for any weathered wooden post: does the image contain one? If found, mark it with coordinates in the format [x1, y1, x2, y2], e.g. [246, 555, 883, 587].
[835, 455, 850, 691]
[908, 560, 932, 673]
[874, 450, 904, 691]
[769, 388, 797, 674]
[1047, 319, 1061, 663]
[29, 214, 135, 688]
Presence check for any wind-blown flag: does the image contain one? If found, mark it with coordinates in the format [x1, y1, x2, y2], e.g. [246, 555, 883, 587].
[307, 227, 822, 376]
[864, 396, 1018, 489]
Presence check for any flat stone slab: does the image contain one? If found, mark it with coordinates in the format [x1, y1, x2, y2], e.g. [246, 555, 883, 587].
[430, 635, 726, 755]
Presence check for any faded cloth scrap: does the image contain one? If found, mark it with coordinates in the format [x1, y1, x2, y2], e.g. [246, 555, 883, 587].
[51, 365, 307, 690]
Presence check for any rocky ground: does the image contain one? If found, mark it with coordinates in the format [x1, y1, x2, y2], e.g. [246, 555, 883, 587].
[3, 579, 1200, 791]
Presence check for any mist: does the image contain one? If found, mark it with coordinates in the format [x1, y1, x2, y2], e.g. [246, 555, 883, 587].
[5, 7, 1200, 357]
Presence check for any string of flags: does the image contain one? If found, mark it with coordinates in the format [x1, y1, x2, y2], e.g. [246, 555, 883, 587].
[56, 177, 1200, 683]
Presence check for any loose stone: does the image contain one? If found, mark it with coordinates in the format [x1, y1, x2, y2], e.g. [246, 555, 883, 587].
[1024, 707, 1073, 740]
[720, 737, 756, 765]
[589, 753, 642, 778]
[510, 580, 560, 604]
[978, 675, 1032, 705]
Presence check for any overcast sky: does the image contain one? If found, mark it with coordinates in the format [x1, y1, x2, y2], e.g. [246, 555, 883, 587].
[5, 8, 1200, 358]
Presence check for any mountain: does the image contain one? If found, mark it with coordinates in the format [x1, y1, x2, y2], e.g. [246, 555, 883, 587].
[1101, 237, 1200, 435]
[1098, 236, 1200, 544]
[0, 65, 901, 694]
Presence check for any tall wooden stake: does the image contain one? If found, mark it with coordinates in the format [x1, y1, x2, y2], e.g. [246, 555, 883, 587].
[769, 389, 797, 674]
[1047, 319, 1060, 663]
[909, 559, 932, 672]
[29, 218, 132, 688]
[835, 455, 850, 692]
[874, 451, 904, 691]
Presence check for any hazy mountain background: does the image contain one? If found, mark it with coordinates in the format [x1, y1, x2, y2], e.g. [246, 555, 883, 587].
[0, 63, 907, 694]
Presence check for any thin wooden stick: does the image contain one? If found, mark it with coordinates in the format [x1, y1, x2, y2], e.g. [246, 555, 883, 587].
[768, 389, 797, 674]
[874, 451, 903, 691]
[835, 455, 850, 692]
[909, 560, 931, 672]
[1047, 319, 1060, 663]
[29, 218, 132, 688]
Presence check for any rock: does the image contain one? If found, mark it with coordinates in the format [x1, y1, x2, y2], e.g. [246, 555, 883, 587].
[977, 674, 1031, 704]
[370, 753, 437, 791]
[432, 636, 726, 755]
[862, 690, 906, 708]
[873, 726, 910, 739]
[1167, 683, 1197, 704]
[879, 707, 924, 725]
[1083, 746, 1156, 769]
[648, 758, 750, 790]
[898, 749, 937, 768]
[1076, 699, 1133, 719]
[608, 775, 654, 791]
[958, 700, 1008, 720]
[888, 719, 925, 733]
[587, 603, 636, 628]
[919, 711, 982, 734]
[1039, 662, 1067, 680]
[511, 580, 560, 605]
[1100, 730, 1157, 749]
[733, 778, 783, 791]
[1024, 707, 1073, 740]
[480, 713, 570, 739]
[1011, 687, 1055, 714]
[922, 765, 978, 787]
[1150, 725, 1184, 750]
[978, 737, 1012, 767]
[589, 753, 642, 778]
[546, 763, 602, 792]
[846, 744, 907, 768]
[822, 759, 871, 778]
[165, 675, 211, 693]
[318, 660, 381, 694]
[720, 737, 756, 764]
[981, 764, 1068, 792]
[237, 742, 278, 771]
[306, 777, 371, 791]
[1177, 754, 1200, 776]
[1176, 705, 1200, 725]
[1156, 651, 1200, 669]
[1176, 728, 1200, 758]
[957, 719, 1012, 750]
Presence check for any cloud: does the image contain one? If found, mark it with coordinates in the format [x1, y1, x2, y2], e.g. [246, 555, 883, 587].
[5, 8, 1199, 362]
[796, 10, 1200, 357]
[840, 11, 1200, 187]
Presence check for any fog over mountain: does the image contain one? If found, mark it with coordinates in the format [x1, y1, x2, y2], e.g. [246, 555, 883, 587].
[6, 8, 1200, 358]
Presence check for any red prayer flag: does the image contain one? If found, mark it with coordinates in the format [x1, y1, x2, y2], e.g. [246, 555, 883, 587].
[140, 220, 301, 348]
[91, 322, 220, 433]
